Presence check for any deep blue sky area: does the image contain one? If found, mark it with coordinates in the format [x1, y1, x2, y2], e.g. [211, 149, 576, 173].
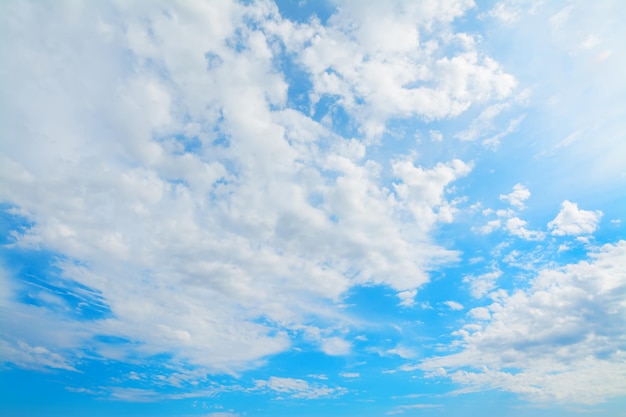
[1, 1, 625, 416]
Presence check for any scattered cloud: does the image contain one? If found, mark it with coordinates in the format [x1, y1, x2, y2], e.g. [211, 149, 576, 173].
[255, 376, 346, 399]
[505, 217, 545, 240]
[320, 337, 352, 356]
[387, 403, 442, 415]
[0, 339, 77, 372]
[421, 241, 626, 405]
[202, 413, 240, 417]
[0, 0, 481, 377]
[0, 0, 623, 414]
[443, 301, 464, 311]
[499, 183, 530, 209]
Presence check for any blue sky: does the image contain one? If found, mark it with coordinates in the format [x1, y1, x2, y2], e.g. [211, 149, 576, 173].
[1, 0, 625, 416]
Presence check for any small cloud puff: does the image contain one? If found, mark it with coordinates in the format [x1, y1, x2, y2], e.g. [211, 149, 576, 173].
[320, 337, 351, 356]
[548, 200, 603, 236]
[443, 301, 464, 311]
[506, 217, 545, 240]
[499, 183, 530, 209]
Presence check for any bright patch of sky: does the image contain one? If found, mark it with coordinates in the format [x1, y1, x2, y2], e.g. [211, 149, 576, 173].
[1, 1, 625, 416]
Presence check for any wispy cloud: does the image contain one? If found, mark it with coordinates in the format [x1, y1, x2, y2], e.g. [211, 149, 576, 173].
[254, 376, 346, 399]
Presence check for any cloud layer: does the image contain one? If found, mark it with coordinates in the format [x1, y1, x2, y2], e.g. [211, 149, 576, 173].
[0, 0, 624, 412]
[0, 0, 497, 375]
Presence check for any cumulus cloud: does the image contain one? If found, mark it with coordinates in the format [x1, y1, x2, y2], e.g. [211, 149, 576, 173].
[0, 0, 485, 379]
[274, 0, 516, 137]
[499, 183, 530, 209]
[476, 184, 542, 239]
[505, 217, 545, 240]
[421, 241, 626, 404]
[548, 200, 603, 236]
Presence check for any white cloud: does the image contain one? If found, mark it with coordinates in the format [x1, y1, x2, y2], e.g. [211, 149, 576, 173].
[464, 270, 502, 299]
[339, 372, 360, 378]
[0, 0, 482, 377]
[548, 200, 603, 236]
[455, 102, 510, 142]
[443, 301, 464, 311]
[385, 345, 417, 359]
[275, 0, 516, 138]
[397, 289, 417, 307]
[387, 403, 442, 415]
[0, 339, 78, 372]
[477, 184, 543, 240]
[429, 130, 443, 142]
[467, 307, 491, 320]
[392, 158, 473, 230]
[506, 217, 545, 240]
[202, 413, 240, 417]
[255, 376, 346, 399]
[478, 219, 501, 234]
[5, 2, 621, 411]
[421, 241, 626, 404]
[499, 183, 530, 209]
[482, 114, 525, 148]
[487, 2, 522, 23]
[320, 337, 352, 356]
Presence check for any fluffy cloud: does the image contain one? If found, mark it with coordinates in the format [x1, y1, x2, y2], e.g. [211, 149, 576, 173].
[548, 200, 603, 236]
[505, 217, 545, 240]
[499, 183, 530, 209]
[273, 0, 516, 137]
[476, 184, 543, 240]
[421, 241, 626, 404]
[0, 0, 482, 377]
[463, 270, 502, 298]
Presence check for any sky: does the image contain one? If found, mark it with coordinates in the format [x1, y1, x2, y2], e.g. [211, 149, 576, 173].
[0, 0, 625, 416]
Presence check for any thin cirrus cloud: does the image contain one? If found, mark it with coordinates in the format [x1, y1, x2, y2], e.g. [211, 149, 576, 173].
[0, 0, 625, 416]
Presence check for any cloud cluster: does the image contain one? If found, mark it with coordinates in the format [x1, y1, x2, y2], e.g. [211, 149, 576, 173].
[0, 0, 511, 378]
[273, 0, 516, 137]
[477, 183, 544, 240]
[478, 184, 605, 245]
[421, 241, 626, 404]
[3, 0, 620, 410]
